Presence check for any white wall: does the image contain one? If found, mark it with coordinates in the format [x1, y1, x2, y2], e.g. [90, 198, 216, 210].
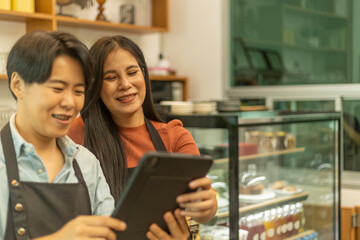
[0, 20, 25, 108]
[163, 0, 224, 101]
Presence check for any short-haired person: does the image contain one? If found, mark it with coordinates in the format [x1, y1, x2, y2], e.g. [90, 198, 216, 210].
[0, 31, 126, 240]
[68, 35, 218, 239]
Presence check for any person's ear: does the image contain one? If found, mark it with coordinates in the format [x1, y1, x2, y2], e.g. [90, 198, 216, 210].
[10, 72, 24, 100]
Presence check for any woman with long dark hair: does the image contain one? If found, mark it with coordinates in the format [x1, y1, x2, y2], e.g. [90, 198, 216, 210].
[68, 35, 217, 239]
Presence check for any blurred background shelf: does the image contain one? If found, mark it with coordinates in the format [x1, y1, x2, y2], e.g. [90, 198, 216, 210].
[216, 191, 309, 218]
[214, 147, 306, 164]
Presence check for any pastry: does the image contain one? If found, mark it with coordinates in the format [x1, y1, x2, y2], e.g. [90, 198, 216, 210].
[271, 181, 286, 190]
[239, 183, 264, 195]
[284, 186, 298, 193]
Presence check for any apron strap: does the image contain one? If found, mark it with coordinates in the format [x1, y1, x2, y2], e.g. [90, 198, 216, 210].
[143, 119, 193, 240]
[1, 122, 31, 240]
[2, 122, 20, 182]
[144, 118, 167, 152]
[73, 159, 85, 183]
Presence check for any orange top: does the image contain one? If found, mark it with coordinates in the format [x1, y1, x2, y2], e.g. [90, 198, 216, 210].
[67, 117, 200, 168]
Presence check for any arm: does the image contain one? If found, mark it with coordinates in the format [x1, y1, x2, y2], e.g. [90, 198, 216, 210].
[166, 121, 218, 223]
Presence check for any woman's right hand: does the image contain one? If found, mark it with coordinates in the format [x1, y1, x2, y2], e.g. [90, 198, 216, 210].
[33, 215, 127, 240]
[146, 208, 190, 240]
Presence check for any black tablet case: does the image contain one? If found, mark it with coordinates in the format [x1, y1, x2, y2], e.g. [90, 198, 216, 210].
[111, 152, 213, 239]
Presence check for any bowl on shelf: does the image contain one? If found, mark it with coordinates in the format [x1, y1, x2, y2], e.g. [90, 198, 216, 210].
[160, 101, 194, 115]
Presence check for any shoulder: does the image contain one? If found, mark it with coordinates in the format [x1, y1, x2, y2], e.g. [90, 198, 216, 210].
[67, 116, 85, 145]
[60, 135, 97, 168]
[152, 119, 184, 131]
[152, 119, 190, 138]
[151, 119, 200, 155]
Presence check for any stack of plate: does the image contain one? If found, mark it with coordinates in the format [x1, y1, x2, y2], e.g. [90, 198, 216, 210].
[217, 100, 241, 112]
[160, 101, 194, 114]
[193, 101, 217, 114]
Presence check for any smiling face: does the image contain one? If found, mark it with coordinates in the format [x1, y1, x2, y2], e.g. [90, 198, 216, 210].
[100, 48, 146, 127]
[13, 55, 85, 141]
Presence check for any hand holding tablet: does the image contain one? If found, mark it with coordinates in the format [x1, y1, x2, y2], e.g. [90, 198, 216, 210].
[111, 152, 213, 239]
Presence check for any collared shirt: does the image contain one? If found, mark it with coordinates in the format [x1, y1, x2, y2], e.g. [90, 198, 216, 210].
[0, 115, 115, 239]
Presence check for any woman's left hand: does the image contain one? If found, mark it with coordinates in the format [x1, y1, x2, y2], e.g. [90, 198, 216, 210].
[176, 176, 217, 223]
[146, 209, 190, 240]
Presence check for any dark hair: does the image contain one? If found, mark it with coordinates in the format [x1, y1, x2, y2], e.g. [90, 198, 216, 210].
[6, 31, 93, 99]
[82, 35, 162, 201]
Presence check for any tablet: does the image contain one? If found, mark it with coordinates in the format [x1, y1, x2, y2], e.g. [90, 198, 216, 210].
[111, 151, 213, 239]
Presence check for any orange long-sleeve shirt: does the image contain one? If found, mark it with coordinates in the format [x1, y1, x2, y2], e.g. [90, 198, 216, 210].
[67, 117, 200, 168]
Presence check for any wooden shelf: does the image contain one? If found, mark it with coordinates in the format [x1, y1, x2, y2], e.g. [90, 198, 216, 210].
[283, 43, 348, 54]
[150, 75, 187, 81]
[214, 147, 306, 164]
[240, 105, 268, 112]
[242, 38, 283, 48]
[283, 4, 348, 21]
[216, 191, 309, 218]
[0, 74, 6, 80]
[242, 38, 347, 54]
[56, 15, 167, 33]
[0, 9, 52, 22]
[285, 230, 315, 240]
[0, 0, 168, 33]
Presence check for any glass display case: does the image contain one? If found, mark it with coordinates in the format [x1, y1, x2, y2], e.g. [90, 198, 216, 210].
[164, 112, 341, 240]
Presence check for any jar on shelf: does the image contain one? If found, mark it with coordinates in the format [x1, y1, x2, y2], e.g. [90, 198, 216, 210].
[260, 132, 275, 152]
[255, 213, 266, 240]
[239, 164, 265, 195]
[275, 207, 286, 240]
[286, 134, 297, 149]
[245, 130, 261, 145]
[264, 209, 276, 240]
[296, 202, 305, 232]
[275, 131, 287, 150]
[291, 204, 300, 235]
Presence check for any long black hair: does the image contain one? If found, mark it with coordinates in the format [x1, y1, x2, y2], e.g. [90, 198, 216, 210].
[82, 35, 162, 201]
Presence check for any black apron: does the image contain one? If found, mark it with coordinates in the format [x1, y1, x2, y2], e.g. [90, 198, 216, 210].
[2, 122, 92, 240]
[126, 118, 167, 178]
[127, 118, 194, 240]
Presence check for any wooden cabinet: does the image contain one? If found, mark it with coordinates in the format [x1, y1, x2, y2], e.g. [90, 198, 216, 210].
[0, 0, 168, 33]
[341, 205, 360, 240]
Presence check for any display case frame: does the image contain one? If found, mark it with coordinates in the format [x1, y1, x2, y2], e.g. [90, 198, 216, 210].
[164, 112, 341, 240]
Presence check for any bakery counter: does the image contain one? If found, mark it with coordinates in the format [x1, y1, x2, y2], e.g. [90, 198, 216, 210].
[163, 112, 341, 240]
